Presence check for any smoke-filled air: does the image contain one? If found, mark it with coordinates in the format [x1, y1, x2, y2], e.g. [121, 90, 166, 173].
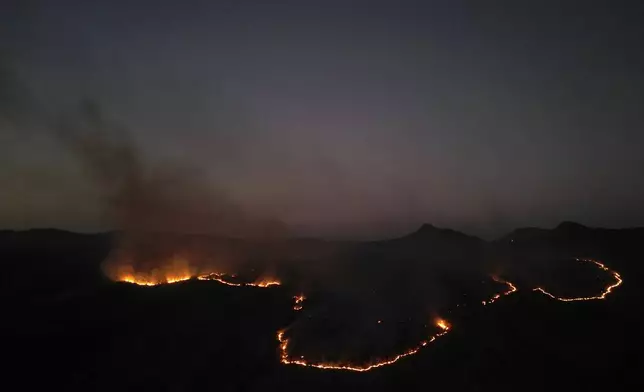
[2, 2, 642, 391]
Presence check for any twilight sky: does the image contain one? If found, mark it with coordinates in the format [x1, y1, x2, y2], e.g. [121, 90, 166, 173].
[1, 0, 644, 239]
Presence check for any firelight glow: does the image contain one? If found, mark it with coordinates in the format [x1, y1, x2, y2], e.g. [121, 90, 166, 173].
[114, 257, 622, 372]
[293, 295, 306, 311]
[483, 276, 518, 305]
[196, 272, 281, 288]
[119, 274, 191, 286]
[532, 258, 622, 302]
[276, 317, 451, 372]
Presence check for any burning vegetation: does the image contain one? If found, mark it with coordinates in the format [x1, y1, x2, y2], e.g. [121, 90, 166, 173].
[197, 272, 280, 288]
[532, 258, 623, 302]
[276, 317, 450, 372]
[293, 294, 306, 311]
[110, 256, 195, 286]
[482, 276, 518, 305]
[111, 251, 621, 372]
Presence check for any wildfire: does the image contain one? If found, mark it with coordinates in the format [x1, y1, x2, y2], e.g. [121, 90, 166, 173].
[293, 295, 306, 311]
[435, 318, 450, 331]
[113, 257, 194, 286]
[483, 276, 518, 305]
[113, 256, 622, 373]
[276, 318, 451, 372]
[118, 270, 281, 288]
[533, 258, 622, 302]
[120, 275, 157, 286]
[196, 272, 281, 288]
[252, 278, 281, 288]
[197, 272, 243, 286]
[119, 273, 191, 286]
[166, 275, 192, 284]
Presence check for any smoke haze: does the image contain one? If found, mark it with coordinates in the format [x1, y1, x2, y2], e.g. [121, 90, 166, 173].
[55, 100, 289, 281]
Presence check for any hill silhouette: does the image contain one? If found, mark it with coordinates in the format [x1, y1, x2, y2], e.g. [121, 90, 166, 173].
[1, 223, 643, 391]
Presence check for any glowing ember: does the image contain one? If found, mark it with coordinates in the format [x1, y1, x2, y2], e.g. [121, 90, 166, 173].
[435, 318, 450, 331]
[276, 318, 451, 372]
[533, 258, 622, 302]
[293, 295, 306, 311]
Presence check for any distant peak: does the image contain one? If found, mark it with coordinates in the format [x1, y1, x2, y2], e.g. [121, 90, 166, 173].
[415, 223, 437, 233]
[397, 223, 481, 244]
[410, 223, 475, 239]
[555, 221, 588, 231]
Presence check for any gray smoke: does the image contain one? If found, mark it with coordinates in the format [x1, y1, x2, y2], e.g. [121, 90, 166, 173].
[0, 52, 32, 128]
[55, 100, 289, 281]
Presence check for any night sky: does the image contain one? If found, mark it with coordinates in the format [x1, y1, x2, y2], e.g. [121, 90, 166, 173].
[2, 0, 644, 239]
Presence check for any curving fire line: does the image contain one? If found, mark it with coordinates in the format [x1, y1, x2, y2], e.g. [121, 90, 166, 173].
[197, 273, 244, 287]
[114, 257, 622, 373]
[483, 276, 518, 305]
[532, 258, 622, 302]
[276, 257, 621, 372]
[277, 318, 450, 372]
[196, 272, 281, 288]
[276, 274, 524, 372]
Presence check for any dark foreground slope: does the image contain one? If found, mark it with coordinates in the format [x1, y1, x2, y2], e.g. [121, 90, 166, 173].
[1, 224, 643, 391]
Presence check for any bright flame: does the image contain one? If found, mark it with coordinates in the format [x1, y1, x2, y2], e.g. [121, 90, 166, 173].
[166, 275, 192, 284]
[196, 272, 281, 288]
[115, 256, 622, 373]
[276, 318, 451, 372]
[252, 277, 281, 288]
[117, 267, 281, 288]
[293, 295, 306, 311]
[197, 272, 243, 286]
[482, 276, 518, 305]
[118, 272, 192, 286]
[275, 290, 454, 372]
[120, 275, 157, 286]
[435, 318, 450, 331]
[114, 257, 193, 286]
[275, 271, 527, 372]
[533, 258, 622, 302]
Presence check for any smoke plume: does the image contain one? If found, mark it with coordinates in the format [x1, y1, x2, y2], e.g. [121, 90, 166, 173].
[56, 100, 289, 283]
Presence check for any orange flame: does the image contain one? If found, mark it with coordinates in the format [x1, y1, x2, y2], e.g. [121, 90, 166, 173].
[293, 294, 306, 311]
[120, 275, 157, 286]
[196, 272, 281, 288]
[118, 274, 191, 286]
[482, 276, 518, 305]
[533, 258, 622, 302]
[435, 318, 450, 331]
[113, 257, 193, 286]
[275, 289, 453, 372]
[251, 277, 281, 288]
[276, 318, 451, 372]
[114, 256, 622, 373]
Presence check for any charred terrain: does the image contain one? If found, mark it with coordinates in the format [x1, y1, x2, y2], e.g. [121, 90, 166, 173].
[2, 222, 643, 391]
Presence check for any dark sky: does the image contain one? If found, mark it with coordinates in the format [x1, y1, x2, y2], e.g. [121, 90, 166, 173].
[2, 0, 644, 239]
